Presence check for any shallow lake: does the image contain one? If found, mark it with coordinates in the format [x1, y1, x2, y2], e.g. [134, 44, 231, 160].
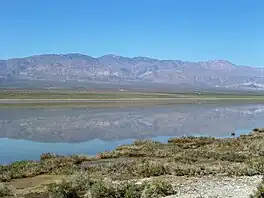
[1, 103, 264, 164]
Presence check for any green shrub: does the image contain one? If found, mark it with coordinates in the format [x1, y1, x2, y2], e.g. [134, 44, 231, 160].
[89, 180, 118, 198]
[133, 139, 157, 146]
[46, 173, 176, 198]
[48, 179, 80, 198]
[219, 152, 247, 162]
[136, 161, 167, 177]
[70, 173, 93, 191]
[167, 136, 216, 149]
[88, 179, 174, 198]
[0, 155, 91, 182]
[141, 179, 176, 198]
[0, 172, 11, 182]
[40, 152, 60, 160]
[0, 183, 16, 197]
[48, 173, 91, 198]
[123, 183, 145, 198]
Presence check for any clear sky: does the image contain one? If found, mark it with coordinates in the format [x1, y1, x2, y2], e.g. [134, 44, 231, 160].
[0, 0, 263, 66]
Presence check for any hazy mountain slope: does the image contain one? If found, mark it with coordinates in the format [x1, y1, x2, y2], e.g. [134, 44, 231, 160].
[1, 53, 264, 90]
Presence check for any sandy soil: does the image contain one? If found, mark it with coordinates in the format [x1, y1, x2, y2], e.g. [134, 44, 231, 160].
[163, 175, 262, 198]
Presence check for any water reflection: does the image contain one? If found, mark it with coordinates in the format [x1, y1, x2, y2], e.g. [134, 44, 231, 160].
[0, 104, 263, 164]
[0, 104, 263, 142]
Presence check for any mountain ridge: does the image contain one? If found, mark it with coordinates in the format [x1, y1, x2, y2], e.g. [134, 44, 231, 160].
[1, 53, 264, 90]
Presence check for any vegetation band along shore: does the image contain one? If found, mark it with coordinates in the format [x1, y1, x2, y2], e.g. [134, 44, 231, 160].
[0, 128, 264, 197]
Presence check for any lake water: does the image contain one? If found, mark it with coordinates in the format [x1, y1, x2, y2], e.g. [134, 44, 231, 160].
[1, 103, 264, 164]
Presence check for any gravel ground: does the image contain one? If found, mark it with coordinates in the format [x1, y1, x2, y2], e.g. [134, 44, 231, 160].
[10, 174, 262, 197]
[163, 175, 262, 198]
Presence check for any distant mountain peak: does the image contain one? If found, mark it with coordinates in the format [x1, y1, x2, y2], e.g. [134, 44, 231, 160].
[199, 60, 234, 65]
[133, 56, 157, 61]
[64, 52, 87, 56]
[102, 54, 122, 59]
[198, 60, 235, 70]
[208, 60, 234, 65]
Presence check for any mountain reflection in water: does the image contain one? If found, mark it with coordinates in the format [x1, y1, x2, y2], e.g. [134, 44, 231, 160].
[1, 104, 263, 164]
[0, 104, 263, 143]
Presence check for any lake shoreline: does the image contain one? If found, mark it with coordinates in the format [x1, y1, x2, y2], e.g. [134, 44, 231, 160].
[2, 90, 264, 108]
[1, 129, 264, 197]
[2, 98, 264, 109]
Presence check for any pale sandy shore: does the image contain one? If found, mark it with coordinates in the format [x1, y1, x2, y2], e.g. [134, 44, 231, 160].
[139, 175, 262, 198]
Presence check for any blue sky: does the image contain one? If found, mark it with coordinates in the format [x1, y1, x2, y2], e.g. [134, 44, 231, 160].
[0, 0, 263, 66]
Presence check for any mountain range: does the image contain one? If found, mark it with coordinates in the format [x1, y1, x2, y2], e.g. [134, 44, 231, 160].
[1, 53, 264, 90]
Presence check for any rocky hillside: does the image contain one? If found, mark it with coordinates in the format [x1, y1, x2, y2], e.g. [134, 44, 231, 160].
[1, 53, 264, 90]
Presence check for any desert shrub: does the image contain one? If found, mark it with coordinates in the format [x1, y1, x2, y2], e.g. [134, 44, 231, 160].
[167, 136, 216, 149]
[87, 180, 145, 198]
[48, 172, 91, 198]
[135, 161, 167, 177]
[0, 171, 12, 182]
[0, 155, 91, 182]
[0, 183, 16, 197]
[141, 179, 176, 198]
[47, 173, 145, 198]
[48, 179, 80, 198]
[46, 172, 175, 198]
[248, 159, 264, 175]
[123, 183, 145, 198]
[0, 161, 41, 181]
[89, 180, 118, 198]
[40, 153, 60, 160]
[70, 173, 94, 190]
[98, 151, 119, 159]
[88, 179, 174, 198]
[70, 155, 92, 164]
[219, 152, 247, 162]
